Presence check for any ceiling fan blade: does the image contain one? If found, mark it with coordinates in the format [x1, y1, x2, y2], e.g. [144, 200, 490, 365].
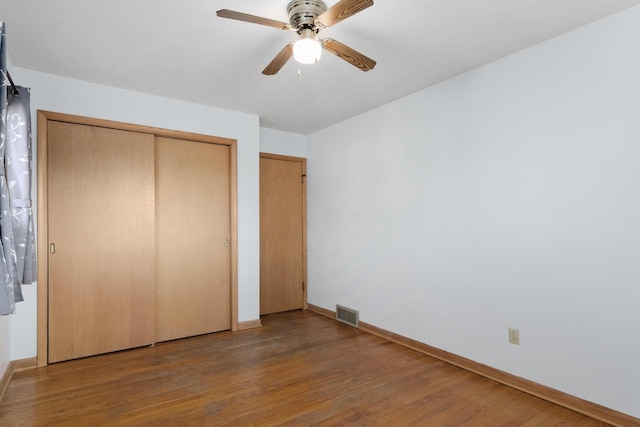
[262, 44, 294, 75]
[317, 0, 374, 27]
[322, 39, 376, 72]
[216, 9, 291, 30]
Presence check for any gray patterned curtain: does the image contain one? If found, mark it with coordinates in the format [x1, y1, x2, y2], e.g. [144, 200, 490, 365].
[0, 21, 36, 316]
[7, 87, 36, 288]
[0, 20, 14, 316]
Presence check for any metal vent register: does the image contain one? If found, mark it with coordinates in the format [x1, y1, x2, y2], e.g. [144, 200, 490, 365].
[336, 305, 359, 328]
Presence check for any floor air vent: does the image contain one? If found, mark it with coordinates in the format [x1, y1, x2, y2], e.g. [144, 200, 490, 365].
[336, 305, 359, 328]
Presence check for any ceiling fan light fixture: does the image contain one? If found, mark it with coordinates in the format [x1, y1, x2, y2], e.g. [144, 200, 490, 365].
[293, 29, 322, 65]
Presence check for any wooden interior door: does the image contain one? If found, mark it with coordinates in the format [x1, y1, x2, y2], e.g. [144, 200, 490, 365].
[155, 137, 231, 342]
[260, 155, 306, 315]
[47, 121, 156, 363]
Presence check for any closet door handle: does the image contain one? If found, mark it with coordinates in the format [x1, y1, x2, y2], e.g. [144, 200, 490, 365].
[50, 243, 56, 254]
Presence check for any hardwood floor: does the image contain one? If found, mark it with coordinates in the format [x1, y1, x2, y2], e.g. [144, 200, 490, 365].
[0, 310, 610, 426]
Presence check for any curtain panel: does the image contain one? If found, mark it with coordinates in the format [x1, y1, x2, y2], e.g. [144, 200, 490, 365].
[0, 20, 14, 315]
[0, 21, 36, 316]
[6, 87, 36, 287]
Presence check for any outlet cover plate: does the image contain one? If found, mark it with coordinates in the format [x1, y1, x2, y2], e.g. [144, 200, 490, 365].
[508, 327, 520, 345]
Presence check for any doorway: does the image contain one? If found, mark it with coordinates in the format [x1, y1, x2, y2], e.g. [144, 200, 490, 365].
[259, 154, 307, 315]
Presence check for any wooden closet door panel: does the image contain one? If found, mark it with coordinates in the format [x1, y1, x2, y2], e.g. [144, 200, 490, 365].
[48, 122, 156, 363]
[260, 157, 304, 314]
[155, 137, 231, 342]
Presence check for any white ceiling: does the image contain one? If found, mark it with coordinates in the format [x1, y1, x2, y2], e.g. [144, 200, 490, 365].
[2, 0, 640, 134]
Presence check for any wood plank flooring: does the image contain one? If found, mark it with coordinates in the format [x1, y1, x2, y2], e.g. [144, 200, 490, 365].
[0, 310, 610, 426]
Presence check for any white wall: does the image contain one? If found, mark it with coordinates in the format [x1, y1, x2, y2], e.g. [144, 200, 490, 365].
[260, 127, 308, 158]
[308, 5, 640, 419]
[9, 67, 261, 360]
[0, 304, 9, 377]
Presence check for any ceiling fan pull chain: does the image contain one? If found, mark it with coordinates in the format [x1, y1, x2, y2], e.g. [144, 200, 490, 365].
[298, 63, 302, 77]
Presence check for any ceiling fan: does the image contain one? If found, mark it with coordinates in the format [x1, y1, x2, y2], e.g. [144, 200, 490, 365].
[217, 0, 376, 75]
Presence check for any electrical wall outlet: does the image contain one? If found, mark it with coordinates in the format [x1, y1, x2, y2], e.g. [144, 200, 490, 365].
[508, 327, 520, 345]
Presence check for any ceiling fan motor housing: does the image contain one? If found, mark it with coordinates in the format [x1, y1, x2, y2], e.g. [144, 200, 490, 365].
[287, 0, 327, 30]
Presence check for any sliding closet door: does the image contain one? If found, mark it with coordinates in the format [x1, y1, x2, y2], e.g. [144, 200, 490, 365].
[48, 122, 156, 363]
[155, 137, 231, 342]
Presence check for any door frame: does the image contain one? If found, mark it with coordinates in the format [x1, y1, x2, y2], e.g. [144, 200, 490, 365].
[37, 110, 239, 367]
[259, 153, 308, 311]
